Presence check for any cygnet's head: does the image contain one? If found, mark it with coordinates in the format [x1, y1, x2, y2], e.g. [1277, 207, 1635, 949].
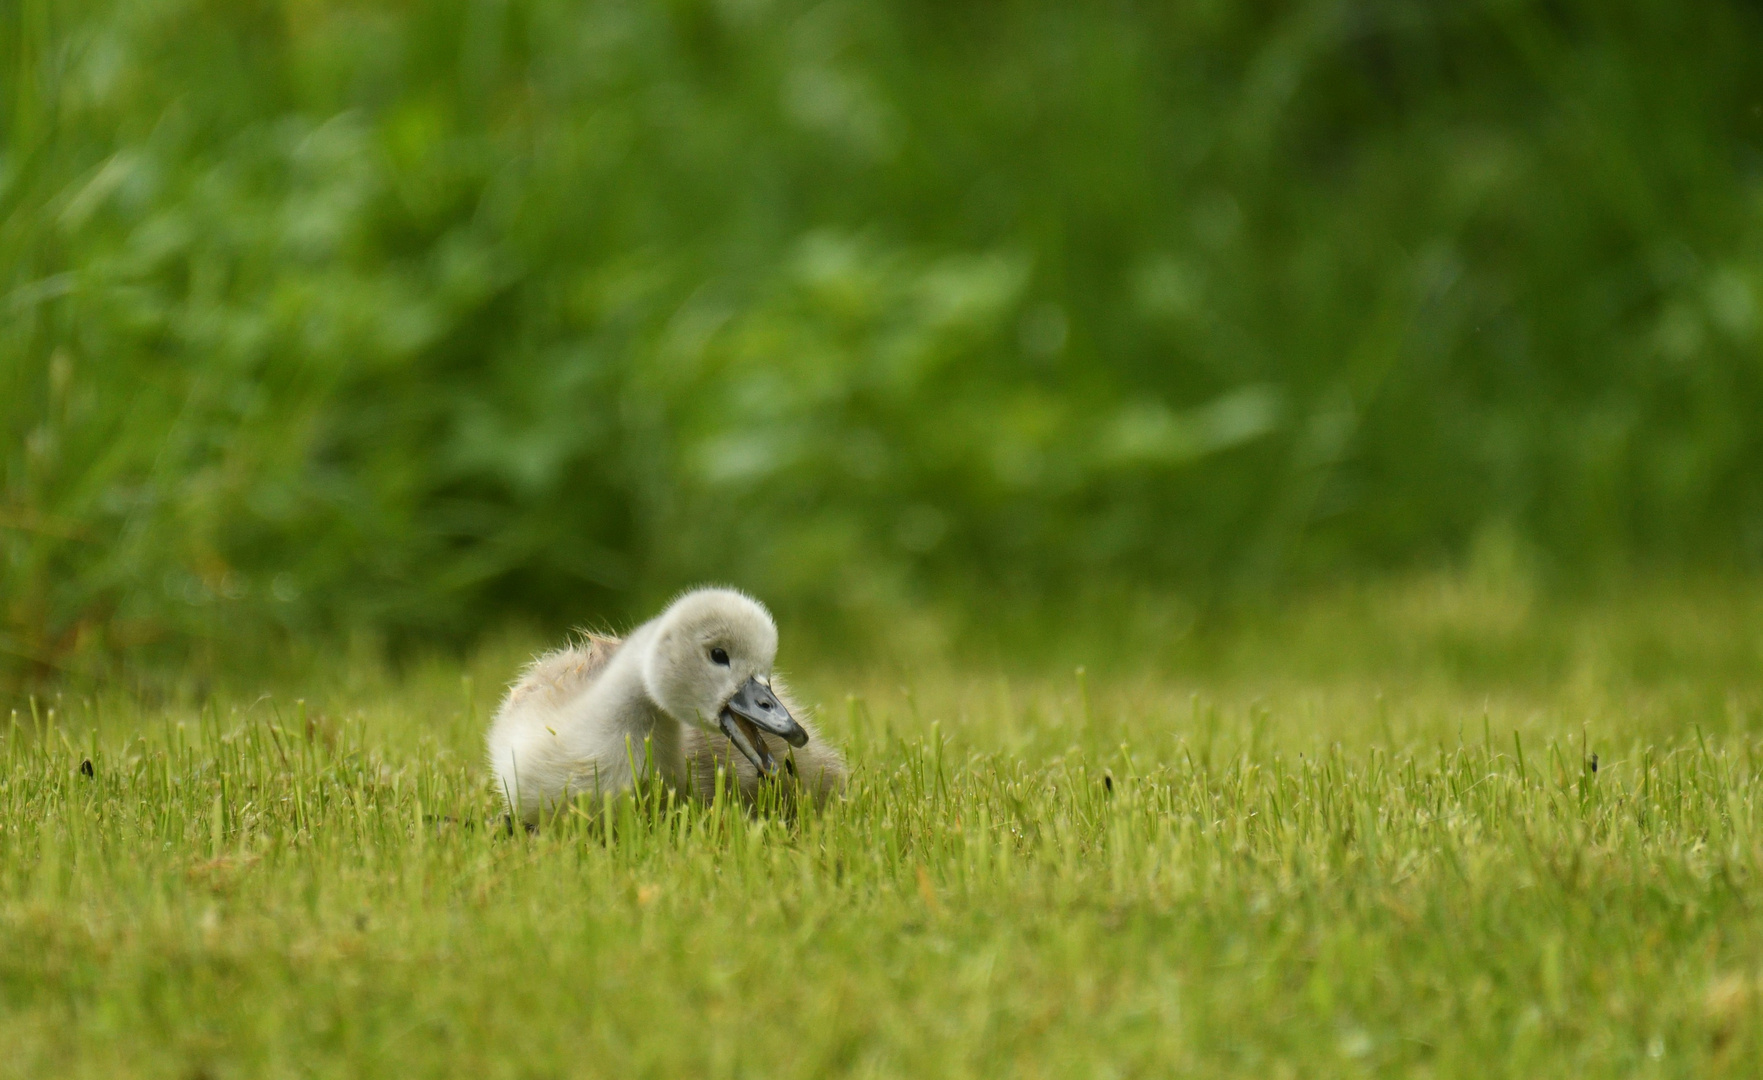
[641, 588, 803, 748]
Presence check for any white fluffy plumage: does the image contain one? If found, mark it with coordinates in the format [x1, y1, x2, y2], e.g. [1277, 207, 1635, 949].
[486, 587, 844, 825]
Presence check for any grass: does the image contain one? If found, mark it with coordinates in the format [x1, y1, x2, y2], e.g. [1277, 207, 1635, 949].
[6, 582, 1763, 1077]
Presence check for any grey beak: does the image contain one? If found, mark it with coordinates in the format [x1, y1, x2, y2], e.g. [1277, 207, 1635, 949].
[725, 676, 809, 747]
[719, 709, 777, 775]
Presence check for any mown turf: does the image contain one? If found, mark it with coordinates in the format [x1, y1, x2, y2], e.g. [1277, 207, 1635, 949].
[5, 588, 1763, 1078]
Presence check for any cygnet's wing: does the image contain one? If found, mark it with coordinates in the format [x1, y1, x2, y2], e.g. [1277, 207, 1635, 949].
[489, 634, 624, 824]
[502, 633, 622, 711]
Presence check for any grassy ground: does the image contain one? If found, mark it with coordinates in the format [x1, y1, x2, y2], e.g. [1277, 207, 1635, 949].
[5, 580, 1763, 1077]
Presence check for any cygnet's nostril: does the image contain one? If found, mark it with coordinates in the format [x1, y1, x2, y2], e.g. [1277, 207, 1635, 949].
[759, 700, 772, 710]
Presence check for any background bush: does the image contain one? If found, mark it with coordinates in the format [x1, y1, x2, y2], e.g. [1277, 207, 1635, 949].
[4, 0, 1763, 680]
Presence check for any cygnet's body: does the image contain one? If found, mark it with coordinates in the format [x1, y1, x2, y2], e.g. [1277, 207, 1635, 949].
[486, 588, 844, 824]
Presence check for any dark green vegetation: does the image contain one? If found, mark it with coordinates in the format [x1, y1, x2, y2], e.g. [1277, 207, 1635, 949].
[6, 585, 1763, 1077]
[6, 0, 1763, 681]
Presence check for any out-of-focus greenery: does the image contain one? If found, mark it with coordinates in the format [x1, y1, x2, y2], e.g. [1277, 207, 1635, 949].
[5, 0, 1763, 679]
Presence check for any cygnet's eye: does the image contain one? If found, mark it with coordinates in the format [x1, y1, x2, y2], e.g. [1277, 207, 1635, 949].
[709, 646, 730, 666]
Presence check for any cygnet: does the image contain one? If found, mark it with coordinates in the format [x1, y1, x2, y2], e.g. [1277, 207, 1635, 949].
[486, 587, 845, 825]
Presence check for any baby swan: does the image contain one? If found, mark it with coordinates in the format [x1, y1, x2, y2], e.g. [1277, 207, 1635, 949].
[486, 587, 845, 826]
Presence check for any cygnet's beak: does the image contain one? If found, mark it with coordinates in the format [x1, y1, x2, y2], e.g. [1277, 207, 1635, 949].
[725, 676, 808, 747]
[717, 676, 809, 777]
[718, 709, 777, 775]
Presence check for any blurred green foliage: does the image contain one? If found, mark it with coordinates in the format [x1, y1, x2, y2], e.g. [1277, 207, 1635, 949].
[4, 0, 1763, 679]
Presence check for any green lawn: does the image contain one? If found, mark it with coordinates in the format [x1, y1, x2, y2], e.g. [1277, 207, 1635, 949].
[5, 582, 1763, 1077]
